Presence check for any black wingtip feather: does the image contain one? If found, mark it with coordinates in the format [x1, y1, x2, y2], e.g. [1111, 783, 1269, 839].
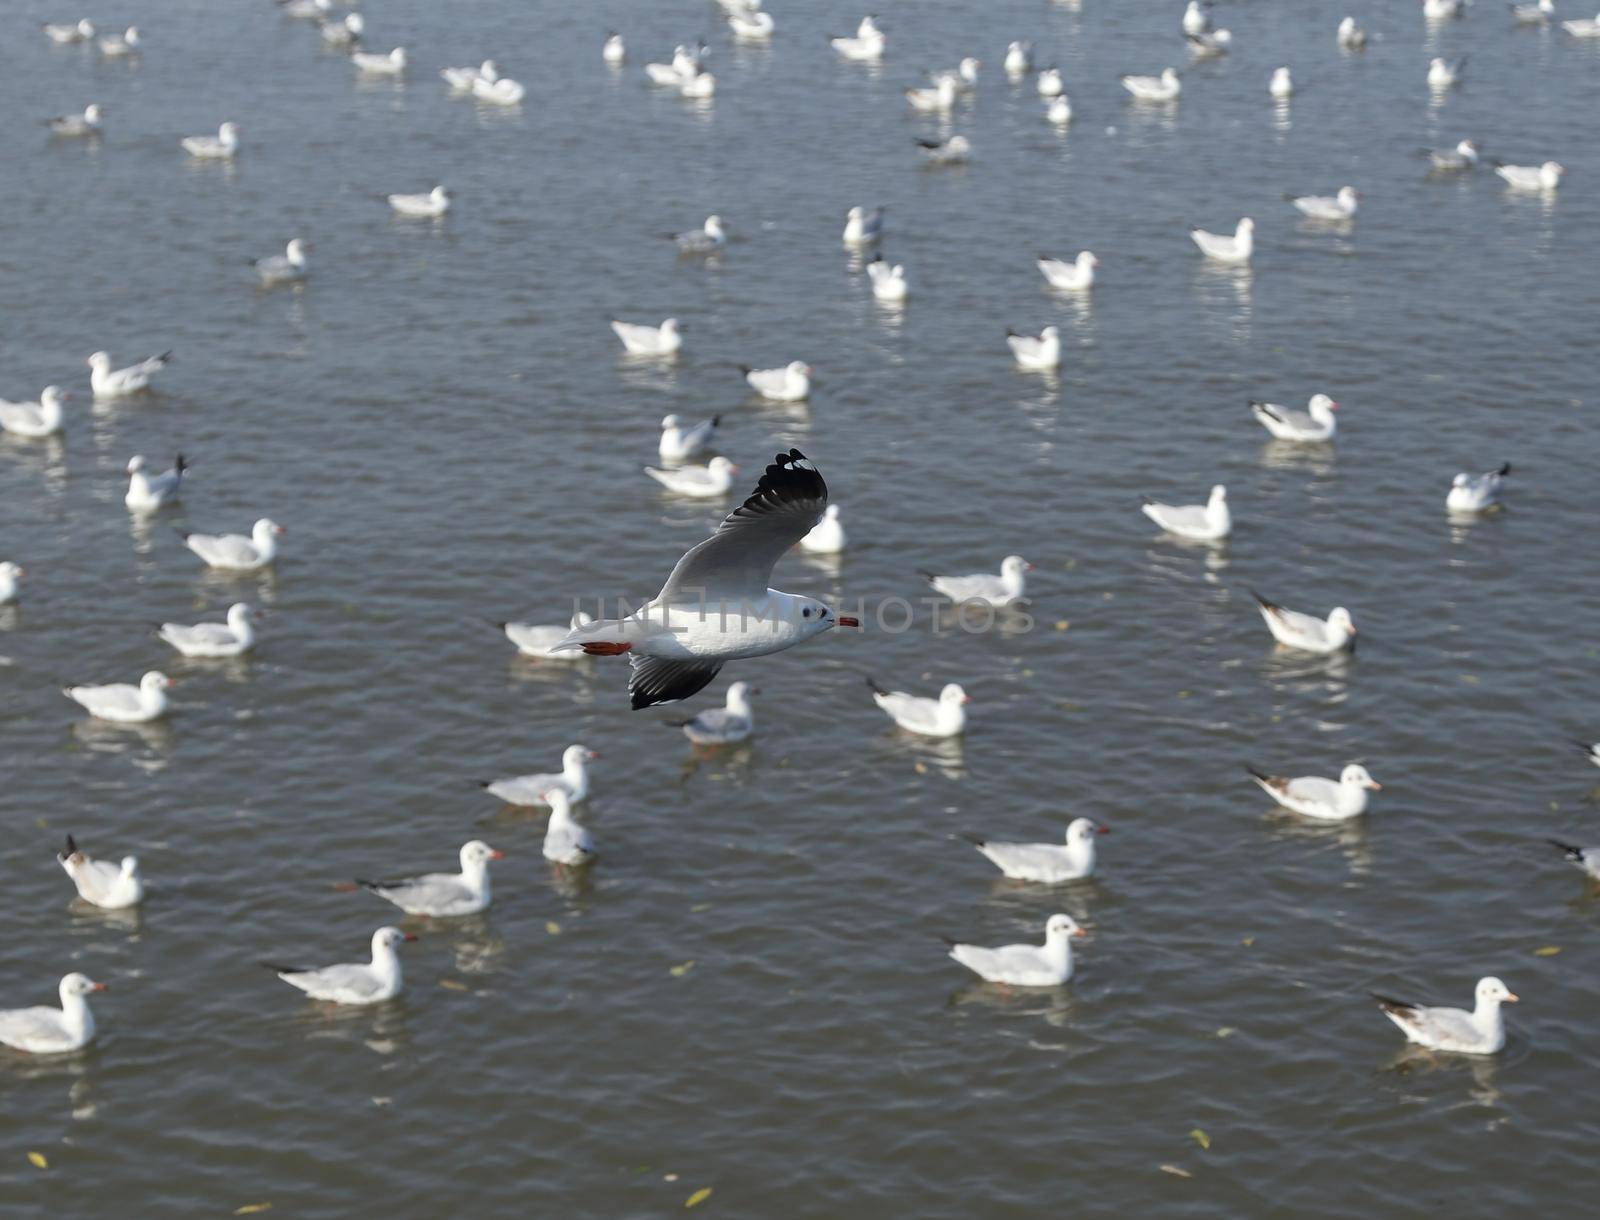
[261, 962, 309, 975]
[959, 832, 986, 847]
[1245, 765, 1272, 783]
[174, 454, 188, 473]
[939, 936, 961, 948]
[1496, 462, 1512, 477]
[737, 364, 752, 375]
[864, 675, 890, 696]
[1549, 839, 1585, 859]
[1249, 589, 1278, 611]
[1370, 992, 1415, 1014]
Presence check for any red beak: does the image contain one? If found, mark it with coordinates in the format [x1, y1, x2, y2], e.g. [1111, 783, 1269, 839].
[402, 933, 418, 942]
[837, 615, 860, 628]
[490, 850, 506, 860]
[91, 983, 109, 992]
[1097, 825, 1111, 834]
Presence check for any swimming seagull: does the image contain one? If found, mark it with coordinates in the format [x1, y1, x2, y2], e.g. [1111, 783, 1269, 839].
[659, 414, 721, 461]
[1045, 95, 1073, 125]
[352, 47, 407, 75]
[1122, 68, 1180, 101]
[264, 927, 414, 1006]
[612, 317, 682, 356]
[124, 454, 186, 511]
[1142, 484, 1231, 541]
[741, 361, 813, 401]
[57, 835, 143, 909]
[729, 10, 776, 40]
[88, 350, 172, 398]
[1290, 186, 1359, 220]
[552, 450, 860, 708]
[278, 0, 331, 18]
[1372, 978, 1517, 1054]
[473, 76, 526, 104]
[1037, 251, 1097, 291]
[1423, 0, 1467, 19]
[671, 215, 727, 254]
[867, 257, 908, 302]
[0, 563, 23, 604]
[1512, 0, 1556, 22]
[1037, 68, 1064, 98]
[1005, 41, 1033, 76]
[480, 745, 597, 806]
[923, 556, 1032, 607]
[946, 914, 1085, 986]
[963, 818, 1108, 883]
[1006, 326, 1061, 370]
[644, 456, 739, 498]
[252, 239, 309, 285]
[542, 790, 596, 868]
[1269, 66, 1294, 98]
[387, 185, 451, 217]
[1188, 29, 1232, 57]
[905, 76, 959, 112]
[442, 59, 497, 90]
[842, 205, 885, 246]
[1424, 139, 1480, 172]
[1337, 16, 1369, 48]
[799, 504, 846, 553]
[1428, 57, 1465, 89]
[674, 681, 757, 744]
[179, 519, 285, 571]
[0, 386, 70, 438]
[159, 602, 258, 658]
[319, 12, 364, 47]
[645, 47, 697, 86]
[1547, 839, 1600, 881]
[43, 19, 96, 44]
[1246, 763, 1381, 820]
[830, 17, 886, 61]
[1183, 1, 1213, 36]
[181, 122, 239, 159]
[678, 69, 716, 98]
[0, 974, 107, 1055]
[1563, 12, 1600, 35]
[1251, 394, 1338, 442]
[98, 26, 139, 56]
[64, 671, 173, 723]
[929, 58, 980, 90]
[1252, 592, 1356, 653]
[917, 135, 971, 165]
[45, 103, 103, 137]
[1494, 160, 1565, 190]
[357, 841, 503, 917]
[867, 677, 968, 737]
[1190, 217, 1254, 264]
[501, 611, 596, 659]
[602, 33, 625, 63]
[1446, 463, 1510, 512]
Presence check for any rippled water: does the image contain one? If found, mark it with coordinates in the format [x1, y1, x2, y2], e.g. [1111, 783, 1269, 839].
[3, 1, 1598, 1214]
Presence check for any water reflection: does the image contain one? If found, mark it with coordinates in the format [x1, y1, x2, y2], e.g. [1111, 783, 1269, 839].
[1259, 439, 1336, 477]
[1193, 263, 1252, 342]
[1259, 646, 1353, 698]
[1272, 100, 1292, 134]
[877, 731, 965, 780]
[293, 995, 412, 1052]
[1265, 809, 1373, 877]
[1, 435, 69, 495]
[1384, 1044, 1501, 1107]
[70, 716, 175, 760]
[66, 902, 146, 939]
[950, 982, 1078, 1029]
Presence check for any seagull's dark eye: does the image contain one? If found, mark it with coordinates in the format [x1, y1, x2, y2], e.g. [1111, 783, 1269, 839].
[802, 607, 812, 618]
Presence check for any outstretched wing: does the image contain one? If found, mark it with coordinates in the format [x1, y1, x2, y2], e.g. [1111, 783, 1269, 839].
[657, 449, 828, 604]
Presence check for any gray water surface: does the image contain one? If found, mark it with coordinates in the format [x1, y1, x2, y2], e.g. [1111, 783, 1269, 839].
[3, 1, 1598, 1216]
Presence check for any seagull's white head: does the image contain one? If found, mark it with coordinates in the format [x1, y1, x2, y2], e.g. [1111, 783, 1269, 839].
[226, 602, 255, 628]
[1042, 326, 1060, 341]
[253, 518, 286, 543]
[431, 185, 451, 202]
[707, 456, 737, 477]
[1213, 30, 1233, 46]
[124, 27, 140, 46]
[946, 135, 971, 155]
[120, 855, 139, 877]
[88, 351, 111, 372]
[1067, 817, 1107, 845]
[77, 19, 95, 37]
[1542, 161, 1565, 180]
[41, 385, 69, 409]
[141, 671, 174, 694]
[1078, 251, 1099, 268]
[1045, 913, 1087, 941]
[704, 215, 724, 235]
[1337, 186, 1360, 208]
[1459, 140, 1478, 158]
[346, 13, 365, 34]
[1237, 217, 1256, 235]
[460, 839, 504, 871]
[1327, 606, 1356, 637]
[389, 47, 407, 65]
[1451, 472, 1471, 488]
[372, 926, 416, 955]
[1340, 764, 1381, 791]
[60, 973, 105, 1001]
[563, 744, 598, 771]
[286, 238, 308, 263]
[1209, 484, 1228, 506]
[660, 317, 680, 335]
[661, 414, 681, 430]
[822, 504, 841, 521]
[1309, 393, 1338, 415]
[1477, 977, 1519, 1006]
[219, 122, 240, 145]
[1001, 555, 1034, 579]
[85, 104, 104, 122]
[726, 680, 756, 706]
[1162, 67, 1180, 85]
[1339, 16, 1355, 35]
[787, 361, 813, 378]
[125, 454, 145, 474]
[940, 683, 970, 706]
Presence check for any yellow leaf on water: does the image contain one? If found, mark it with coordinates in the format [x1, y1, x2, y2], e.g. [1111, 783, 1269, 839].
[1189, 1128, 1211, 1151]
[1241, 937, 1255, 947]
[1054, 619, 1071, 631]
[1159, 1164, 1193, 1179]
[438, 978, 468, 991]
[545, 921, 562, 935]
[1459, 674, 1480, 685]
[670, 960, 696, 977]
[690, 903, 712, 913]
[1215, 1027, 1236, 1039]
[685, 1187, 713, 1209]
[913, 761, 928, 774]
[1177, 690, 1192, 699]
[26, 1151, 48, 1170]
[233, 1206, 272, 1216]
[663, 1173, 679, 1182]
[1534, 946, 1561, 957]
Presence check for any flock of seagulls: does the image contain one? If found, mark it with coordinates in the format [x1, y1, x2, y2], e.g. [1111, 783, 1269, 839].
[1, 0, 1592, 1066]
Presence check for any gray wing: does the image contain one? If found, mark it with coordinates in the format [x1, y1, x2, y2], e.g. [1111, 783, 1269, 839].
[658, 449, 827, 604]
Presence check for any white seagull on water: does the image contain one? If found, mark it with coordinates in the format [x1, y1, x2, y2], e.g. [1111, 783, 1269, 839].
[1446, 463, 1510, 513]
[1191, 218, 1254, 264]
[181, 122, 239, 159]
[1269, 67, 1294, 98]
[1247, 763, 1381, 820]
[867, 257, 908, 302]
[1252, 592, 1356, 654]
[1513, 0, 1556, 23]
[64, 671, 173, 723]
[357, 841, 503, 917]
[923, 556, 1032, 607]
[659, 414, 720, 461]
[612, 317, 682, 356]
[319, 12, 364, 47]
[542, 789, 596, 868]
[946, 914, 1085, 986]
[917, 134, 971, 166]
[125, 454, 186, 511]
[387, 185, 451, 218]
[265, 927, 414, 1006]
[868, 678, 968, 737]
[1494, 160, 1564, 191]
[741, 361, 812, 401]
[842, 205, 885, 246]
[963, 817, 1108, 883]
[1122, 68, 1180, 101]
[1428, 57, 1465, 90]
[252, 239, 309, 285]
[0, 563, 23, 605]
[43, 19, 96, 44]
[644, 456, 739, 498]
[1290, 186, 1360, 221]
[1372, 978, 1518, 1055]
[480, 744, 598, 807]
[1142, 484, 1231, 541]
[352, 47, 407, 76]
[831, 16, 886, 61]
[1338, 17, 1369, 48]
[442, 60, 497, 90]
[552, 450, 860, 708]
[1251, 394, 1338, 442]
[675, 681, 757, 744]
[45, 104, 103, 137]
[180, 519, 285, 571]
[88, 350, 172, 398]
[0, 974, 107, 1055]
[99, 26, 140, 56]
[1006, 325, 1061, 370]
[159, 602, 258, 658]
[0, 386, 70, 438]
[58, 834, 143, 909]
[671, 215, 727, 254]
[1425, 139, 1480, 172]
[1038, 251, 1097, 291]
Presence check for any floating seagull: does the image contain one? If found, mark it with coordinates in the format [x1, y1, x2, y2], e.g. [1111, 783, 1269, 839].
[358, 841, 503, 917]
[159, 602, 258, 658]
[678, 69, 716, 98]
[542, 789, 596, 868]
[1037, 67, 1064, 98]
[502, 611, 596, 659]
[1005, 41, 1033, 75]
[1495, 160, 1564, 190]
[319, 12, 364, 47]
[1548, 839, 1600, 881]
[552, 450, 859, 708]
[946, 914, 1084, 986]
[1183, 1, 1213, 36]
[1423, 0, 1467, 20]
[1425, 139, 1480, 172]
[1045, 95, 1073, 125]
[963, 817, 1107, 883]
[741, 361, 813, 402]
[125, 454, 186, 511]
[1446, 462, 1511, 513]
[612, 317, 682, 356]
[57, 835, 142, 909]
[644, 48, 697, 86]
[1142, 484, 1231, 541]
[1512, 0, 1556, 22]
[917, 134, 971, 165]
[830, 17, 886, 61]
[672, 215, 727, 254]
[1190, 217, 1254, 264]
[98, 26, 139, 56]
[45, 103, 103, 137]
[252, 238, 309, 285]
[644, 456, 739, 498]
[729, 10, 775, 40]
[441, 59, 497, 90]
[265, 927, 414, 1006]
[923, 556, 1032, 607]
[352, 47, 407, 76]
[180, 519, 285, 571]
[1251, 394, 1338, 442]
[278, 0, 331, 18]
[1038, 251, 1097, 291]
[0, 974, 106, 1055]
[1006, 325, 1061, 370]
[0, 562, 23, 605]
[1290, 186, 1360, 221]
[1253, 592, 1356, 653]
[660, 414, 721, 461]
[602, 33, 625, 63]
[674, 681, 756, 744]
[842, 205, 885, 246]
[905, 76, 958, 112]
[868, 677, 968, 737]
[1188, 29, 1232, 57]
[867, 257, 908, 302]
[1122, 68, 1181, 101]
[1337, 16, 1369, 48]
[64, 671, 173, 723]
[480, 745, 597, 806]
[387, 185, 451, 218]
[88, 350, 171, 398]
[1247, 763, 1381, 820]
[43, 19, 96, 44]
[1428, 56, 1465, 89]
[1372, 978, 1517, 1054]
[181, 122, 239, 160]
[1269, 66, 1294, 98]
[473, 76, 526, 104]
[799, 505, 846, 554]
[1563, 12, 1600, 35]
[930, 58, 980, 90]
[0, 386, 70, 438]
